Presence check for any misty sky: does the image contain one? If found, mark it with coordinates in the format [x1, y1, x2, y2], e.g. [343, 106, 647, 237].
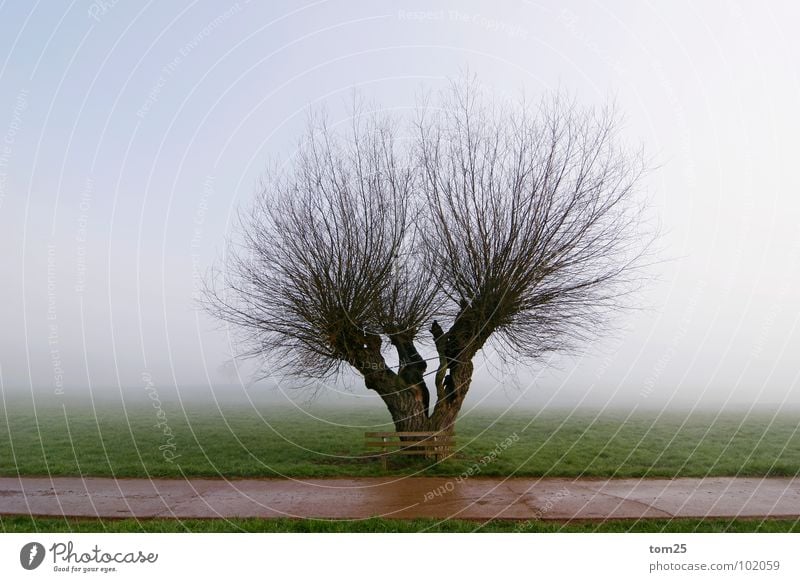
[1, 0, 799, 412]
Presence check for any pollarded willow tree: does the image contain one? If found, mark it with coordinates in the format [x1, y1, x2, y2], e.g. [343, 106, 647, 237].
[208, 80, 650, 433]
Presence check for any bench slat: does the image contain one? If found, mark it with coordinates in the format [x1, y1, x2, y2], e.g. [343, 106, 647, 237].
[365, 441, 456, 448]
[364, 431, 453, 438]
[366, 450, 448, 457]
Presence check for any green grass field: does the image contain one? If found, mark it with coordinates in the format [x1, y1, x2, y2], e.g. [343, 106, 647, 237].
[2, 515, 799, 533]
[2, 397, 799, 532]
[2, 397, 798, 479]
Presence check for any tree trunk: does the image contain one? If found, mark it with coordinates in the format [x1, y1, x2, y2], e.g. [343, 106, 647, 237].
[365, 373, 431, 432]
[359, 322, 478, 436]
[429, 360, 473, 433]
[364, 365, 472, 434]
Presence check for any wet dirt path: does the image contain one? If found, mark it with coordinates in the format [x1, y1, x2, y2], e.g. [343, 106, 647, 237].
[1, 476, 798, 521]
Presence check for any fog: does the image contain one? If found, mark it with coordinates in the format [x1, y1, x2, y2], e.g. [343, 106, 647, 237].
[1, 1, 799, 413]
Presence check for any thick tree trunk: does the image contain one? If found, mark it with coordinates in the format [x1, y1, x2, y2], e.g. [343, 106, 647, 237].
[365, 373, 432, 432]
[358, 318, 480, 435]
[364, 365, 473, 434]
[429, 360, 472, 433]
[385, 384, 431, 432]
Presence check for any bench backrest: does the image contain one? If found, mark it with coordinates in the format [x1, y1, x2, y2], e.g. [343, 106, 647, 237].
[364, 431, 456, 455]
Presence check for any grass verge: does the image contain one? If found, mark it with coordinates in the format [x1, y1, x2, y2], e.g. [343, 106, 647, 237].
[2, 515, 799, 533]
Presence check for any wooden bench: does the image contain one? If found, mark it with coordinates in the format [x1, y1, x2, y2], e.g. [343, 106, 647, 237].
[365, 431, 455, 470]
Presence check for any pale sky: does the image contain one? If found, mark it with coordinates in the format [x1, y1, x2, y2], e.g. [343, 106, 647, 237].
[1, 0, 799, 412]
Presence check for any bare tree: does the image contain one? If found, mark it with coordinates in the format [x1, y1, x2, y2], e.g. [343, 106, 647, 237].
[207, 80, 651, 434]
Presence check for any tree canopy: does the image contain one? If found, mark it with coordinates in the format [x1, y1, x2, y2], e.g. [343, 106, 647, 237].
[207, 80, 651, 432]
